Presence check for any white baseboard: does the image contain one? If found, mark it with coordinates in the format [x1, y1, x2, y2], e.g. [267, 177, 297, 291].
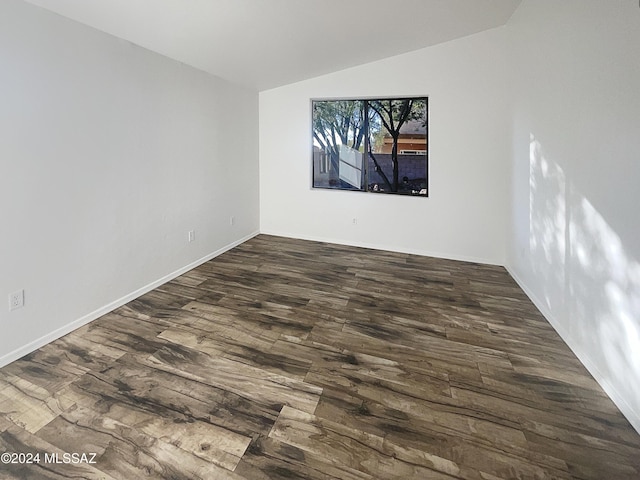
[0, 231, 259, 369]
[259, 229, 504, 266]
[505, 265, 640, 435]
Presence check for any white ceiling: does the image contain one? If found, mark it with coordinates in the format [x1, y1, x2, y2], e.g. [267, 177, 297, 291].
[23, 0, 522, 91]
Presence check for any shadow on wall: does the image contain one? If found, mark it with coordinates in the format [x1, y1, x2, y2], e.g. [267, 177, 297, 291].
[529, 134, 640, 421]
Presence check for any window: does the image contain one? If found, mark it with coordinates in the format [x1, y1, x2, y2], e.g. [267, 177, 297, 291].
[312, 97, 428, 196]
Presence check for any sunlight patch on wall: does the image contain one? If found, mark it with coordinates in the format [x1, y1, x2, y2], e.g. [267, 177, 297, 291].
[528, 132, 640, 423]
[570, 194, 640, 398]
[529, 134, 566, 314]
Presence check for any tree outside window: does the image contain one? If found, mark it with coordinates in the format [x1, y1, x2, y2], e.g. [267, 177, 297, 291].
[312, 97, 428, 196]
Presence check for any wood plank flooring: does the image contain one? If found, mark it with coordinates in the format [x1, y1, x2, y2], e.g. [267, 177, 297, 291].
[1, 234, 639, 479]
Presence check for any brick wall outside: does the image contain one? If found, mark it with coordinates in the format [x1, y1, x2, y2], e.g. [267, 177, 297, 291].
[367, 154, 427, 189]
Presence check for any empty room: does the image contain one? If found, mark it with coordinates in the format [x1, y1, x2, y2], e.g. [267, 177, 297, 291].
[1, 0, 639, 478]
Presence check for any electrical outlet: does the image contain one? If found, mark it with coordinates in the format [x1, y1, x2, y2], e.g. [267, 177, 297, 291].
[9, 290, 24, 311]
[230, 216, 235, 226]
[188, 230, 195, 242]
[352, 218, 358, 225]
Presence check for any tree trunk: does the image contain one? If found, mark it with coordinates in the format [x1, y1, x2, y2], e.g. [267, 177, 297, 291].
[391, 133, 399, 192]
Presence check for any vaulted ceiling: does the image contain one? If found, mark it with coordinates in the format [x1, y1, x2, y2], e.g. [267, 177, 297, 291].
[23, 0, 521, 91]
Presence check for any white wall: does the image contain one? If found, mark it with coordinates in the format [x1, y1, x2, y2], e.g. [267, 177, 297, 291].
[0, 0, 259, 365]
[506, 0, 640, 431]
[259, 28, 510, 265]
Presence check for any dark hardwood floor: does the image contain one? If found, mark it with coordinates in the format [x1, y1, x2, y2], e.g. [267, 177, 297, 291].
[1, 234, 639, 479]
